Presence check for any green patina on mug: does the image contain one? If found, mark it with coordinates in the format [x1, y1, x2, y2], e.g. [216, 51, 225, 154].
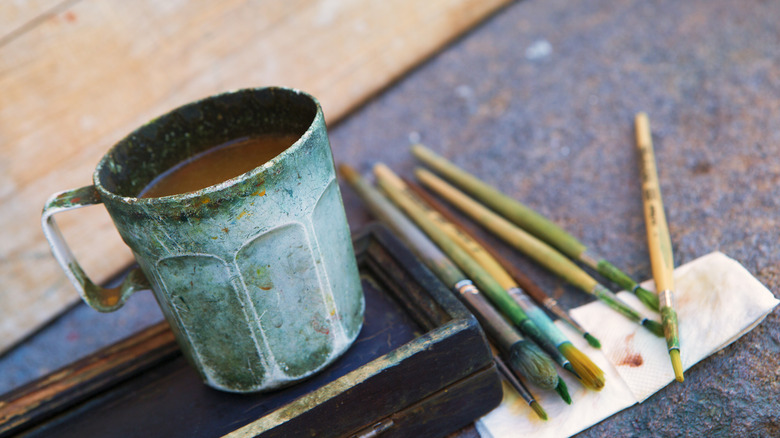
[42, 87, 365, 393]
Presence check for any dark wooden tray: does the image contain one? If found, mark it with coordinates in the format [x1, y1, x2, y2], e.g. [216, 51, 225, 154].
[0, 224, 502, 438]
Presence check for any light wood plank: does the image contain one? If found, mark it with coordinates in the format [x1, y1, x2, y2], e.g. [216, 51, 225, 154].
[0, 0, 510, 353]
[0, 0, 67, 44]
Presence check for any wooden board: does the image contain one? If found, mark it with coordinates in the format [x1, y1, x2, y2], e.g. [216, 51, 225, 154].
[0, 0, 511, 354]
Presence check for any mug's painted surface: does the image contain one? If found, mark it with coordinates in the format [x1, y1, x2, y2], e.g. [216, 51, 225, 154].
[42, 88, 365, 392]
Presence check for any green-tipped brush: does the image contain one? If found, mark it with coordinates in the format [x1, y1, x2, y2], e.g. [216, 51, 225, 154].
[399, 178, 604, 390]
[411, 144, 660, 311]
[406, 179, 602, 349]
[635, 113, 684, 382]
[490, 344, 550, 419]
[415, 167, 664, 338]
[374, 164, 591, 383]
[339, 164, 566, 397]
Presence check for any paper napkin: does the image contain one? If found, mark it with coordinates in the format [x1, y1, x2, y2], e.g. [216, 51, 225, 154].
[476, 252, 779, 438]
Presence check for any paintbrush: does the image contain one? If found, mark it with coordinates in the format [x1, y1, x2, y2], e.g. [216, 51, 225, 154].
[411, 144, 660, 312]
[634, 113, 684, 382]
[339, 164, 570, 401]
[490, 343, 549, 420]
[373, 163, 610, 392]
[397, 177, 604, 390]
[406, 179, 602, 349]
[415, 167, 665, 337]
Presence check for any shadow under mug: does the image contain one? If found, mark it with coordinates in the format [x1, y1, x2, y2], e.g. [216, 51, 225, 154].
[42, 87, 365, 393]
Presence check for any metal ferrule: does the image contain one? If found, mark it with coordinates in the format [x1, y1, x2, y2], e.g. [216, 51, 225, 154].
[658, 289, 676, 309]
[506, 287, 531, 303]
[454, 279, 478, 295]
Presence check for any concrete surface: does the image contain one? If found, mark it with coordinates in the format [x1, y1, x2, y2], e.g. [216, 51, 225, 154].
[2, 0, 778, 436]
[332, 0, 780, 436]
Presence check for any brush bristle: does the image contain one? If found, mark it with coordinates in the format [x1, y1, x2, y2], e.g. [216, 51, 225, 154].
[669, 349, 684, 382]
[584, 333, 601, 349]
[555, 377, 572, 404]
[635, 286, 661, 311]
[509, 340, 559, 390]
[643, 319, 665, 337]
[530, 401, 548, 420]
[559, 342, 605, 391]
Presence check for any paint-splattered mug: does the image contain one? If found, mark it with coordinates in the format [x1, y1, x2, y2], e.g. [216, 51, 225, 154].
[41, 87, 365, 392]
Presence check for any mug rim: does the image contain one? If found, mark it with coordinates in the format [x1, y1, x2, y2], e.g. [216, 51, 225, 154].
[93, 86, 323, 205]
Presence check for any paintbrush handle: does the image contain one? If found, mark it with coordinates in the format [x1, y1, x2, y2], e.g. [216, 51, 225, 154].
[340, 164, 465, 285]
[635, 113, 675, 292]
[411, 144, 587, 258]
[412, 144, 658, 310]
[417, 168, 656, 324]
[453, 280, 524, 352]
[343, 165, 567, 380]
[405, 179, 544, 296]
[401, 179, 574, 348]
[374, 164, 570, 365]
[416, 167, 598, 291]
[405, 180, 588, 333]
[341, 165, 525, 348]
[635, 113, 683, 381]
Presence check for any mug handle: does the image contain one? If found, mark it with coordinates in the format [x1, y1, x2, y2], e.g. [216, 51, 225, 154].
[41, 185, 150, 312]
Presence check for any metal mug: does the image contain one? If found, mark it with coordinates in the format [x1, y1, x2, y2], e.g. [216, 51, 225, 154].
[41, 87, 365, 393]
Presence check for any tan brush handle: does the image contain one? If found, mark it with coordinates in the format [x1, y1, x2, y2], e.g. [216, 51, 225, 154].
[635, 113, 675, 292]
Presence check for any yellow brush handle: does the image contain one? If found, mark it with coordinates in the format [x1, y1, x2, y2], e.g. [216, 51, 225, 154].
[416, 168, 599, 292]
[415, 202, 518, 290]
[379, 169, 517, 289]
[635, 112, 675, 292]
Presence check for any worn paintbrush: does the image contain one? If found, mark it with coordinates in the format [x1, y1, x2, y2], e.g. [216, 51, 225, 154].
[411, 144, 660, 311]
[397, 178, 605, 390]
[373, 163, 611, 392]
[490, 343, 549, 420]
[416, 167, 664, 337]
[339, 164, 570, 400]
[406, 179, 602, 349]
[634, 113, 684, 382]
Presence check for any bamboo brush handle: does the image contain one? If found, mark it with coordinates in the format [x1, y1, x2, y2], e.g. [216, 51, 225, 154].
[374, 164, 527, 322]
[411, 144, 587, 258]
[635, 113, 675, 292]
[415, 167, 599, 292]
[339, 164, 465, 286]
[409, 192, 517, 290]
[405, 180, 581, 324]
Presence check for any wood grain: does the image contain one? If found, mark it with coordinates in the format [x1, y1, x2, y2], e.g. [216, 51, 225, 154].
[0, 0, 510, 354]
[0, 322, 177, 437]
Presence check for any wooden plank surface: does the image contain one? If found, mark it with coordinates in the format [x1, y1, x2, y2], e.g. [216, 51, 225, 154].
[0, 0, 511, 354]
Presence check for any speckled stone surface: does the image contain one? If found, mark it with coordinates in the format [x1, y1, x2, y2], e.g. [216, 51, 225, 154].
[331, 0, 780, 436]
[3, 0, 779, 436]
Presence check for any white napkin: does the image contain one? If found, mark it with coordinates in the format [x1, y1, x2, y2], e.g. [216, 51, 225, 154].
[476, 252, 779, 438]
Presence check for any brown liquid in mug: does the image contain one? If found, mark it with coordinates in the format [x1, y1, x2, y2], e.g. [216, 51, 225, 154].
[140, 133, 300, 198]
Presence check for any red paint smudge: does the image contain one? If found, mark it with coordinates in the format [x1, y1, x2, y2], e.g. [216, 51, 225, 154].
[618, 353, 644, 367]
[616, 332, 643, 367]
[311, 317, 330, 335]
